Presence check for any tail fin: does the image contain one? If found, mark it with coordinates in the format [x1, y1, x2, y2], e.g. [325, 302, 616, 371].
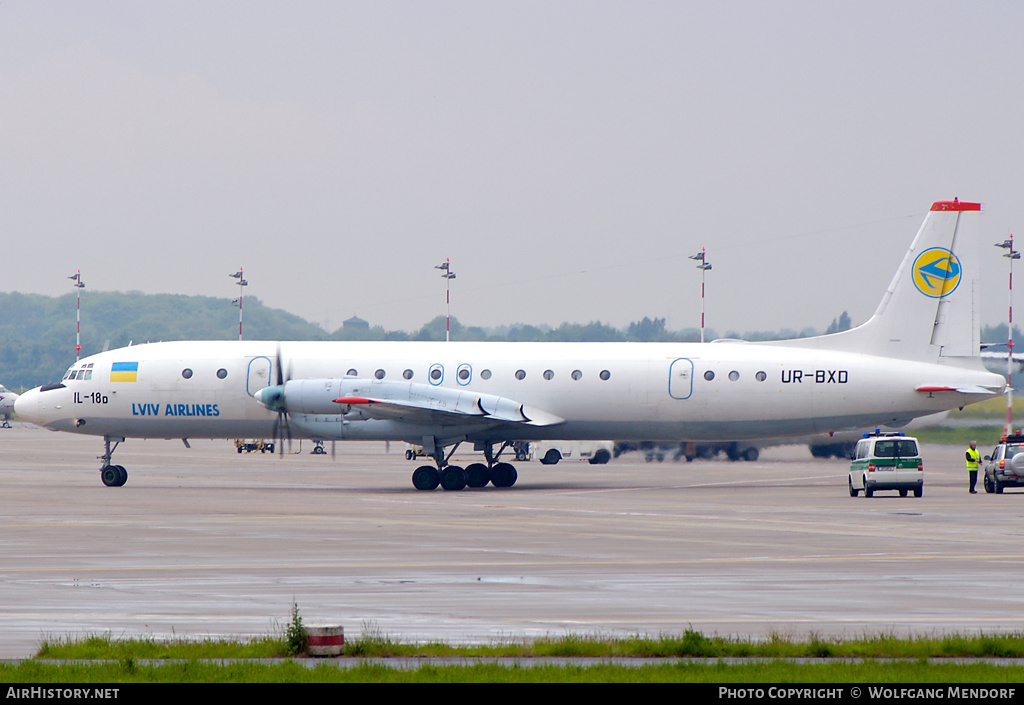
[791, 200, 982, 362]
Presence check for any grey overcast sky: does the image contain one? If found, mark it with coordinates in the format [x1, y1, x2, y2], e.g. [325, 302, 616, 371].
[3, 1, 1023, 336]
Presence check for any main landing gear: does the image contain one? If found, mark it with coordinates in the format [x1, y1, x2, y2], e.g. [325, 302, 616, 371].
[99, 436, 128, 487]
[411, 441, 519, 491]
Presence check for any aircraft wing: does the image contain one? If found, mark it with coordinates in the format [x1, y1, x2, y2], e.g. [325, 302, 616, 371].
[334, 393, 564, 427]
[258, 378, 565, 428]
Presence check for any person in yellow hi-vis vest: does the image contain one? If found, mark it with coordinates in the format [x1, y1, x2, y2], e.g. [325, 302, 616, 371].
[965, 441, 980, 494]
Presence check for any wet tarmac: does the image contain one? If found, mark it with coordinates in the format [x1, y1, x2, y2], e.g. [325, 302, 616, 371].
[1, 426, 1022, 657]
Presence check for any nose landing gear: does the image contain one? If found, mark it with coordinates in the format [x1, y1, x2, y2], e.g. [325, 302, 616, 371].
[99, 436, 128, 487]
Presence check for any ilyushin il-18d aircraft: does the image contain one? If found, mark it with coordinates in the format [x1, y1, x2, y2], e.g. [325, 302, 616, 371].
[16, 200, 1005, 491]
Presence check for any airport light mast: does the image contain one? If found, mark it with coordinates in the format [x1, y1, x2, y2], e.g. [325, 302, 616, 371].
[996, 236, 1020, 435]
[435, 258, 455, 342]
[689, 248, 711, 343]
[69, 270, 84, 361]
[230, 267, 247, 341]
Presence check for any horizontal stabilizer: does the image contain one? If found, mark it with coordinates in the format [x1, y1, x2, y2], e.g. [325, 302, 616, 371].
[916, 384, 999, 395]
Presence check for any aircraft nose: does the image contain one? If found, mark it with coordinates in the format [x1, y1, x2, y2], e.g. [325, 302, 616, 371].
[14, 388, 37, 423]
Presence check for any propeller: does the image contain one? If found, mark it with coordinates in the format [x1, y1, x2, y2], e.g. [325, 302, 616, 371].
[266, 345, 292, 456]
[255, 347, 339, 460]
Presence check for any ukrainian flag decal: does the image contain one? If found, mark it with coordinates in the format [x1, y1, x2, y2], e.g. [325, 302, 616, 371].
[912, 247, 961, 299]
[110, 362, 139, 382]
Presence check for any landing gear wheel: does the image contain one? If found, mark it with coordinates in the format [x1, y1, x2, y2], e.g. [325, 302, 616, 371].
[490, 462, 518, 488]
[412, 465, 440, 491]
[465, 463, 490, 488]
[440, 465, 467, 491]
[101, 464, 127, 487]
[589, 449, 611, 465]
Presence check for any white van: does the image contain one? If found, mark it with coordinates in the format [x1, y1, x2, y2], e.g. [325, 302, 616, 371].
[848, 432, 923, 497]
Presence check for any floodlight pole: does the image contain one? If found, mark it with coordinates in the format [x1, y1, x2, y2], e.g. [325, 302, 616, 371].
[996, 236, 1020, 435]
[689, 248, 712, 343]
[230, 267, 247, 341]
[435, 259, 455, 342]
[69, 270, 84, 361]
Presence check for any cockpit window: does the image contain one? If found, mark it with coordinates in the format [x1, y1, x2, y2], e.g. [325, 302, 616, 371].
[63, 363, 94, 381]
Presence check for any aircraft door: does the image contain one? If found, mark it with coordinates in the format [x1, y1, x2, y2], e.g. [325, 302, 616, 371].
[247, 356, 273, 396]
[668, 358, 694, 400]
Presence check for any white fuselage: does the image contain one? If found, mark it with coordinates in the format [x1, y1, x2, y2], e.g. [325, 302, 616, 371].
[15, 339, 1003, 444]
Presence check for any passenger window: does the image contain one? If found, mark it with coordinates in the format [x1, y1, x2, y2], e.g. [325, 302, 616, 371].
[374, 369, 385, 379]
[403, 369, 414, 380]
[571, 370, 582, 380]
[543, 370, 554, 380]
